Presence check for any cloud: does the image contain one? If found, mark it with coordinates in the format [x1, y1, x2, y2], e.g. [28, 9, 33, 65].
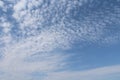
[0, 0, 120, 80]
[0, 30, 69, 71]
[45, 65, 120, 80]
[0, 0, 4, 8]
[12, 0, 120, 44]
[0, 29, 71, 79]
[0, 16, 12, 45]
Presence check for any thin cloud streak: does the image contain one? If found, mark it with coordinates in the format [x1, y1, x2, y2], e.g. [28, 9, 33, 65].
[45, 65, 120, 80]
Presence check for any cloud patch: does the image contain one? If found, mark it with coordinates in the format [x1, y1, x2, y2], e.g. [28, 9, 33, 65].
[45, 65, 120, 80]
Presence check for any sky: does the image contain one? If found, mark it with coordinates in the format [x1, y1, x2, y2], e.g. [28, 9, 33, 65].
[0, 0, 120, 80]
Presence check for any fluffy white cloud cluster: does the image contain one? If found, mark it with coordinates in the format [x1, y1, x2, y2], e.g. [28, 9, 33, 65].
[12, 0, 120, 43]
[0, 17, 12, 44]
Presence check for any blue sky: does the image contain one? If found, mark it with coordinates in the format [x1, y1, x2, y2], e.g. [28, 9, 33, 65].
[0, 0, 120, 80]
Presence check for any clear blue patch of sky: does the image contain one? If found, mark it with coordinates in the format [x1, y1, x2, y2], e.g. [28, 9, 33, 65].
[61, 41, 120, 71]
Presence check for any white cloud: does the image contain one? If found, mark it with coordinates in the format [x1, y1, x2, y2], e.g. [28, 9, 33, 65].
[0, 0, 8, 12]
[0, 29, 71, 80]
[45, 65, 120, 80]
[0, 17, 12, 45]
[12, 0, 120, 45]
[2, 22, 11, 33]
[0, 0, 4, 8]
[13, 0, 26, 11]
[0, 0, 120, 80]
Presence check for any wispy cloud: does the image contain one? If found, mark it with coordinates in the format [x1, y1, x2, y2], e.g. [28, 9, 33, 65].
[0, 29, 70, 79]
[45, 65, 120, 80]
